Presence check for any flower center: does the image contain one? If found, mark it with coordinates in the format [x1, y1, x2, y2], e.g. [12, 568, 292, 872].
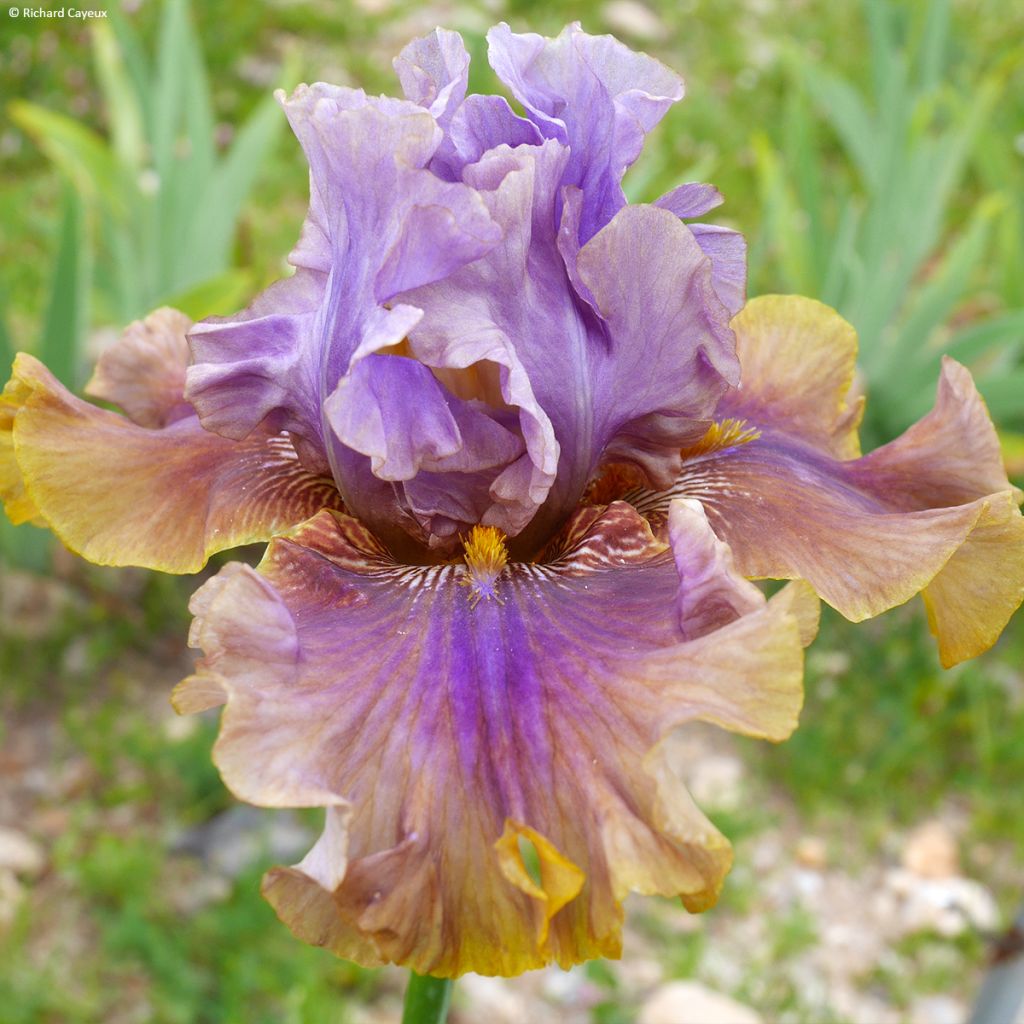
[679, 418, 760, 460]
[578, 418, 763, 520]
[583, 463, 648, 507]
[462, 524, 509, 606]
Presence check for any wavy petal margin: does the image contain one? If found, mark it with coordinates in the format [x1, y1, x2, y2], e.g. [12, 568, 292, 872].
[175, 500, 816, 976]
[0, 372, 41, 526]
[632, 296, 1024, 666]
[187, 87, 502, 490]
[393, 27, 472, 178]
[487, 21, 683, 243]
[1, 310, 344, 573]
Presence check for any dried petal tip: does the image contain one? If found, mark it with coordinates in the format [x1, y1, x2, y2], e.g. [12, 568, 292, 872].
[462, 524, 508, 606]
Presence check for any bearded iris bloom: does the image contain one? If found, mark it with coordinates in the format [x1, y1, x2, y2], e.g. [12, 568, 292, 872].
[2, 23, 1022, 979]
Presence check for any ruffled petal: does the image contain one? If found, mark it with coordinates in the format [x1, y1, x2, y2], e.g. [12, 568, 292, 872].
[185, 29, 745, 556]
[186, 271, 327, 446]
[688, 225, 747, 316]
[668, 499, 765, 640]
[394, 28, 469, 128]
[3, 310, 343, 573]
[487, 22, 683, 243]
[186, 86, 542, 553]
[722, 295, 863, 459]
[632, 296, 1024, 665]
[654, 182, 724, 219]
[660, 439, 989, 622]
[325, 354, 524, 482]
[175, 501, 815, 976]
[851, 357, 1024, 665]
[283, 86, 499, 299]
[848, 356, 1016, 507]
[446, 94, 545, 172]
[651, 189, 746, 316]
[393, 28, 471, 179]
[576, 206, 740, 485]
[921, 492, 1024, 667]
[0, 371, 42, 526]
[186, 86, 501, 465]
[398, 140, 570, 543]
[86, 306, 194, 427]
[404, 146, 738, 553]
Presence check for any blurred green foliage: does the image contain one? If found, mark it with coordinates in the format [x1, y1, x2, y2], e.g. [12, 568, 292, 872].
[8, 0, 293, 370]
[749, 606, 1024, 849]
[750, 0, 1024, 441]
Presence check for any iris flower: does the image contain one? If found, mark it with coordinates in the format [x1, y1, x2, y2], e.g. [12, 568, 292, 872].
[2, 24, 1022, 979]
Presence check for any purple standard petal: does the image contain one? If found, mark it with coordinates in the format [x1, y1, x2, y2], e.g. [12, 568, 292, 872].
[326, 354, 523, 482]
[687, 224, 747, 315]
[561, 181, 746, 321]
[394, 30, 545, 179]
[187, 271, 326, 451]
[654, 182, 725, 219]
[405, 148, 739, 552]
[445, 95, 545, 174]
[281, 85, 500, 306]
[188, 26, 744, 557]
[576, 205, 740, 489]
[393, 28, 472, 180]
[187, 85, 515, 546]
[174, 502, 818, 976]
[393, 28, 469, 127]
[487, 22, 684, 243]
[653, 187, 746, 316]
[486, 24, 744, 320]
[398, 141, 571, 543]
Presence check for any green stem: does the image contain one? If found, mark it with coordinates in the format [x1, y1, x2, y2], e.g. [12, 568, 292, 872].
[401, 972, 453, 1024]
